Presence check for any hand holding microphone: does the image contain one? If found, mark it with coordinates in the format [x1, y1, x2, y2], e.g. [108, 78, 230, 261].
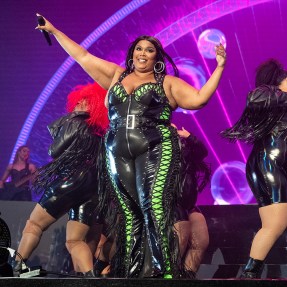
[36, 14, 52, 46]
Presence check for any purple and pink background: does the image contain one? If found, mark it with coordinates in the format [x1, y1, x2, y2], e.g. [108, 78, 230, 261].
[1, 0, 286, 205]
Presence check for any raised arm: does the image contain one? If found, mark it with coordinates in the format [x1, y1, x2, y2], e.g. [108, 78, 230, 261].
[36, 13, 124, 89]
[165, 43, 226, 110]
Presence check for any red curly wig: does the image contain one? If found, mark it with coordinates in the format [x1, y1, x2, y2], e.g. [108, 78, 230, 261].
[66, 82, 109, 135]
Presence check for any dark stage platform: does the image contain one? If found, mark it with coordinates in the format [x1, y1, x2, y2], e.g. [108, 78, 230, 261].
[1, 201, 287, 285]
[0, 278, 287, 287]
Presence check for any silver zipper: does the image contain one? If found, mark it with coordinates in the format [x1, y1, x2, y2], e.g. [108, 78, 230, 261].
[126, 96, 133, 157]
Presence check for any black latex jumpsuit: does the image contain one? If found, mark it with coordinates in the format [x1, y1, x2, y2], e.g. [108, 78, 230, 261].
[105, 71, 181, 278]
[222, 85, 287, 207]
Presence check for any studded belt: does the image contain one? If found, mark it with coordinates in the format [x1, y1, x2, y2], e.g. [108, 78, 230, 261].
[110, 115, 169, 130]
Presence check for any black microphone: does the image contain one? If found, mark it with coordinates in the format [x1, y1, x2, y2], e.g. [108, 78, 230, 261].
[37, 15, 52, 46]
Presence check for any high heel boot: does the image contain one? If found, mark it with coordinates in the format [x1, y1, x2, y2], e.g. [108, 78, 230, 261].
[240, 257, 264, 279]
[93, 259, 109, 277]
[12, 259, 29, 277]
[84, 269, 96, 277]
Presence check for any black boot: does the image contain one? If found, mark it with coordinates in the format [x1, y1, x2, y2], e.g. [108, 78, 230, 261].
[84, 269, 96, 277]
[185, 270, 196, 279]
[12, 260, 29, 277]
[179, 269, 196, 279]
[93, 259, 109, 277]
[240, 257, 264, 279]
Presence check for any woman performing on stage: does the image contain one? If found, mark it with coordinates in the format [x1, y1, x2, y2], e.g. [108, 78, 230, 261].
[222, 59, 287, 279]
[35, 14, 226, 278]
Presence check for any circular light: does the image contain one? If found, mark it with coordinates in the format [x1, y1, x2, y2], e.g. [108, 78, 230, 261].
[211, 161, 254, 205]
[197, 29, 227, 59]
[168, 57, 206, 114]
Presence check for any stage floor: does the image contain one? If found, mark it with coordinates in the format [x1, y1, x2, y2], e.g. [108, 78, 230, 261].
[1, 278, 287, 287]
[1, 202, 287, 284]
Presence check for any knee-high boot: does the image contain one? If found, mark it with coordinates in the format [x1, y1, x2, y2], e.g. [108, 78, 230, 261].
[240, 257, 264, 279]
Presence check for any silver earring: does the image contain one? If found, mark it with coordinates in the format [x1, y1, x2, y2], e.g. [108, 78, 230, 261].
[128, 59, 134, 70]
[154, 61, 165, 73]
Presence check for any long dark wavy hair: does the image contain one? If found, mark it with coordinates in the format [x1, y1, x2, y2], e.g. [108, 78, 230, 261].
[13, 145, 29, 164]
[125, 35, 179, 77]
[255, 59, 287, 87]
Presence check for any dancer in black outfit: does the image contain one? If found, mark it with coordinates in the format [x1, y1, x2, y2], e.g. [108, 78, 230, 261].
[222, 59, 287, 279]
[173, 125, 210, 278]
[35, 13, 226, 278]
[13, 83, 109, 277]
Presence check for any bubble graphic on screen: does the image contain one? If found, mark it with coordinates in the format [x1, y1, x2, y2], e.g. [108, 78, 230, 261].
[167, 57, 206, 115]
[197, 29, 227, 59]
[211, 161, 254, 205]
